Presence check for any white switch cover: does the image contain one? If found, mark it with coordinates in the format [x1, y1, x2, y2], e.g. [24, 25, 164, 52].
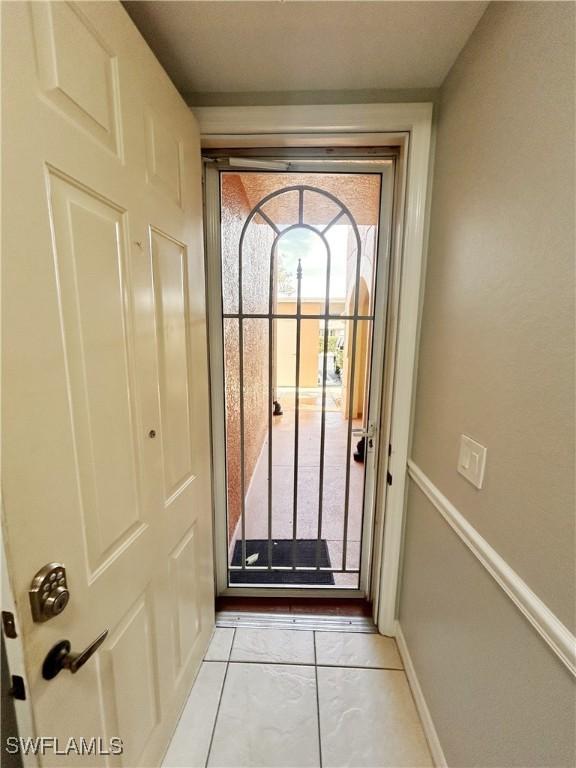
[458, 435, 487, 489]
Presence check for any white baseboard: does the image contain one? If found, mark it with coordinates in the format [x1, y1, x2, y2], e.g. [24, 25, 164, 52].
[395, 621, 448, 768]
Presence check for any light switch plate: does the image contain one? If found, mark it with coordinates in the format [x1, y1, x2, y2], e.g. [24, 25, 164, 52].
[457, 435, 487, 489]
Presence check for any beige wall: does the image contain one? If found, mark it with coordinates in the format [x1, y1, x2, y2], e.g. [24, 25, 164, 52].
[400, 3, 575, 766]
[275, 301, 347, 389]
[402, 485, 576, 767]
[276, 302, 321, 388]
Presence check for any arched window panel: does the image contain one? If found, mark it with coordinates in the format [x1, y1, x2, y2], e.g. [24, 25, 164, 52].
[221, 172, 381, 320]
[259, 189, 300, 232]
[303, 189, 342, 231]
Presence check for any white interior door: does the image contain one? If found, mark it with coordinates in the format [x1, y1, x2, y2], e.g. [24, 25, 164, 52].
[2, 2, 214, 765]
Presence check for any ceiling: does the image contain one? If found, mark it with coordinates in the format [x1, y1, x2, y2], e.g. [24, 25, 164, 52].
[123, 1, 488, 100]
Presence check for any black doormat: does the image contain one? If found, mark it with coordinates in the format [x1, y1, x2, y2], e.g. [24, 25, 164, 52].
[230, 539, 335, 585]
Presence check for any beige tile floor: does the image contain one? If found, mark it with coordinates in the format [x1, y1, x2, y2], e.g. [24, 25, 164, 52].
[231, 389, 365, 587]
[162, 627, 433, 768]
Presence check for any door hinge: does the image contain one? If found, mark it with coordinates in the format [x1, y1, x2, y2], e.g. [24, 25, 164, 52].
[387, 471, 393, 486]
[2, 610, 17, 639]
[10, 675, 26, 700]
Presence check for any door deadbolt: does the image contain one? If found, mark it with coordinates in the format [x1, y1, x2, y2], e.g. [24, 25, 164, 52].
[29, 563, 70, 622]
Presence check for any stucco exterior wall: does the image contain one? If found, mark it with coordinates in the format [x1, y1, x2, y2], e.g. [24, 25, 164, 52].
[276, 301, 321, 388]
[221, 174, 271, 543]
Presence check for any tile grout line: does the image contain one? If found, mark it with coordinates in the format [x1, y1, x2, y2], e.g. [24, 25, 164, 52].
[313, 631, 324, 768]
[203, 658, 404, 672]
[201, 629, 405, 768]
[204, 627, 236, 768]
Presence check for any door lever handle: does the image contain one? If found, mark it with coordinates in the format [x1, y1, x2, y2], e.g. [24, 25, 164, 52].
[42, 630, 108, 680]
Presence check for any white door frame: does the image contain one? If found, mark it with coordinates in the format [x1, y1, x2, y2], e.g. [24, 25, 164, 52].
[194, 104, 434, 634]
[1, 522, 38, 768]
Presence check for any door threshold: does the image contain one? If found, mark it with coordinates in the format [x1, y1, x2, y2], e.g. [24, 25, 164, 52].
[215, 596, 375, 632]
[216, 611, 377, 633]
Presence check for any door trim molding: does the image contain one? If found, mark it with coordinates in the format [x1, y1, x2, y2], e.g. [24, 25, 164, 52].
[407, 460, 576, 677]
[194, 104, 434, 624]
[193, 103, 432, 140]
[1, 523, 38, 767]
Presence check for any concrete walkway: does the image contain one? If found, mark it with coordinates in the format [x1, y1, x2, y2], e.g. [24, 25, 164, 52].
[232, 387, 365, 587]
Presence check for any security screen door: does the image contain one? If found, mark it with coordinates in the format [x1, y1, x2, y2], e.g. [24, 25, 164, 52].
[208, 162, 395, 595]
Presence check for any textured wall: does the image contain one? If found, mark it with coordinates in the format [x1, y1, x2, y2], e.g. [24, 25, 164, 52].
[400, 2, 576, 765]
[276, 302, 320, 388]
[222, 175, 272, 542]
